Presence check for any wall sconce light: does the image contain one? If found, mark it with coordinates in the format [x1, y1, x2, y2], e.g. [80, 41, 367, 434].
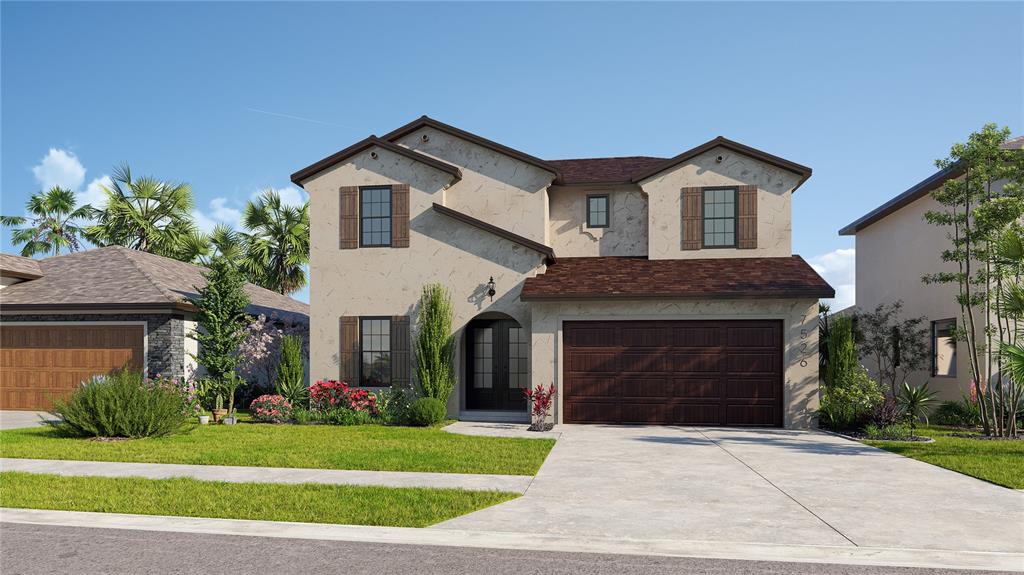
[486, 277, 496, 301]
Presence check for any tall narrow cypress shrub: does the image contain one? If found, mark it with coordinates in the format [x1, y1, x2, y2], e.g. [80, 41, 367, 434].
[415, 284, 455, 401]
[825, 315, 857, 386]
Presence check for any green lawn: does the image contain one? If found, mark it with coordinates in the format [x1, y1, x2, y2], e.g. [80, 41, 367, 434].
[864, 425, 1024, 489]
[0, 424, 554, 476]
[0, 472, 517, 527]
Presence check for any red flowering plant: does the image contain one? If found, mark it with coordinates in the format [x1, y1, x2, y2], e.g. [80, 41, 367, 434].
[310, 380, 378, 415]
[250, 394, 293, 423]
[524, 384, 557, 432]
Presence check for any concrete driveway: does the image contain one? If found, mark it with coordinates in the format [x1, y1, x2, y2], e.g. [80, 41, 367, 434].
[0, 411, 55, 430]
[436, 425, 1024, 555]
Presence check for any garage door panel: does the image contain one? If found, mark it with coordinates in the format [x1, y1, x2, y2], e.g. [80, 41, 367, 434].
[674, 378, 720, 398]
[0, 325, 145, 410]
[566, 376, 618, 398]
[565, 320, 782, 427]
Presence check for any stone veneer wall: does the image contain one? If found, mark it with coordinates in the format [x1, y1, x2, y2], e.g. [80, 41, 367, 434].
[0, 312, 188, 379]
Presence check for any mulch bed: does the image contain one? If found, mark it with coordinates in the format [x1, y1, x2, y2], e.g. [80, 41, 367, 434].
[948, 432, 1024, 441]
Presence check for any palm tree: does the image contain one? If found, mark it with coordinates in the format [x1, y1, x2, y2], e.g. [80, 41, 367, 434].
[241, 190, 309, 295]
[0, 187, 93, 257]
[84, 164, 198, 261]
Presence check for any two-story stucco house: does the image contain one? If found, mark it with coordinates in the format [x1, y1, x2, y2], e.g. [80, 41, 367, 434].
[292, 116, 833, 428]
[839, 136, 1024, 401]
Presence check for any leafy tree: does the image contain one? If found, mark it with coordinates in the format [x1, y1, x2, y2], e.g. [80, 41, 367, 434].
[241, 190, 309, 295]
[84, 164, 200, 262]
[415, 283, 456, 402]
[188, 256, 251, 417]
[1, 187, 92, 256]
[854, 301, 929, 396]
[923, 123, 1024, 436]
[994, 226, 1024, 437]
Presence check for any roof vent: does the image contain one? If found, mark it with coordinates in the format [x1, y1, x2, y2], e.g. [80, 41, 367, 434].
[421, 134, 430, 143]
[370, 151, 378, 160]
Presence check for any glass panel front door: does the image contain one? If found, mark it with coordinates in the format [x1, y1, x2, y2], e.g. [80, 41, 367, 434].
[466, 319, 528, 411]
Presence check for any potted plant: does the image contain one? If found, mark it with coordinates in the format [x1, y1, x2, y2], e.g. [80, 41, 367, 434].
[198, 412, 210, 425]
[211, 391, 227, 423]
[524, 384, 557, 432]
[221, 374, 246, 425]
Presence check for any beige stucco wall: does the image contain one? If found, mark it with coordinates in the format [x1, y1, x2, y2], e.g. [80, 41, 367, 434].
[530, 298, 821, 428]
[547, 185, 648, 257]
[854, 192, 977, 401]
[640, 146, 799, 260]
[305, 143, 547, 416]
[393, 127, 556, 244]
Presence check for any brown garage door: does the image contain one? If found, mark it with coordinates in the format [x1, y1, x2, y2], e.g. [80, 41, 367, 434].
[0, 324, 145, 410]
[563, 320, 783, 426]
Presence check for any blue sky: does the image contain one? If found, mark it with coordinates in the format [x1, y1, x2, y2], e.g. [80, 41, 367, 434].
[3, 2, 1022, 308]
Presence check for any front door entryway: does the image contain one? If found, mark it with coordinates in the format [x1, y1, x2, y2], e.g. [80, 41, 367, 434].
[465, 318, 528, 412]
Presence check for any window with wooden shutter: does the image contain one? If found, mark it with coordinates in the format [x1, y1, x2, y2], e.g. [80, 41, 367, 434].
[737, 185, 758, 249]
[681, 187, 703, 250]
[339, 187, 359, 249]
[339, 316, 359, 383]
[390, 315, 411, 388]
[391, 184, 410, 248]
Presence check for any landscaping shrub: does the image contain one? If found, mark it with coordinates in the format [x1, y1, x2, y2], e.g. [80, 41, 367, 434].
[275, 334, 307, 407]
[249, 394, 293, 424]
[933, 396, 981, 427]
[864, 423, 913, 440]
[415, 284, 456, 402]
[408, 397, 446, 427]
[819, 366, 884, 431]
[310, 380, 377, 414]
[869, 395, 904, 427]
[292, 407, 313, 425]
[375, 387, 414, 425]
[825, 316, 858, 387]
[315, 408, 375, 426]
[50, 369, 189, 438]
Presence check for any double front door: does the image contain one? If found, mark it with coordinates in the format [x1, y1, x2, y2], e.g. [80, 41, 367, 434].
[465, 319, 529, 412]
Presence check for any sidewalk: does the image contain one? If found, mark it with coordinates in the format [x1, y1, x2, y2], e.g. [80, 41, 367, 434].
[0, 458, 533, 493]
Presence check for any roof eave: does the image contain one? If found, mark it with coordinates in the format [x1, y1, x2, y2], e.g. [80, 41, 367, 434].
[0, 301, 197, 313]
[838, 165, 963, 236]
[431, 203, 556, 264]
[630, 136, 812, 187]
[290, 136, 462, 188]
[521, 289, 835, 301]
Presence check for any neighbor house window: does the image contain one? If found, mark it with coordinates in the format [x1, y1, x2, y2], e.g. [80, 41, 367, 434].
[360, 317, 391, 386]
[360, 186, 392, 247]
[702, 187, 737, 247]
[932, 319, 957, 377]
[586, 195, 609, 228]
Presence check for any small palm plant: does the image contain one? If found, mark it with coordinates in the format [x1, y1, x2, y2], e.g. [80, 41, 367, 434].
[898, 381, 936, 437]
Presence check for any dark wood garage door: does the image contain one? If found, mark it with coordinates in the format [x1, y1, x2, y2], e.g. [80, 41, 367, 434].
[563, 320, 783, 427]
[0, 325, 145, 410]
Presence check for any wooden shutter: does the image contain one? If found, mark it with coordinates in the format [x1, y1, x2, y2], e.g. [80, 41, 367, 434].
[682, 187, 703, 250]
[339, 316, 359, 383]
[339, 186, 359, 249]
[391, 184, 410, 248]
[390, 315, 411, 388]
[737, 185, 758, 249]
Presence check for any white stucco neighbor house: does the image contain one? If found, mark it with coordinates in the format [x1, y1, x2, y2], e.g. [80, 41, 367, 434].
[293, 116, 833, 428]
[839, 135, 1024, 402]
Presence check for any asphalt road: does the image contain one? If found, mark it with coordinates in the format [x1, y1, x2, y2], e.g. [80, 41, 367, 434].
[1, 523, 1015, 575]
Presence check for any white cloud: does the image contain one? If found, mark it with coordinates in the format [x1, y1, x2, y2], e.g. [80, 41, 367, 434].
[192, 197, 242, 233]
[252, 186, 308, 208]
[808, 248, 856, 312]
[32, 148, 87, 192]
[79, 175, 112, 209]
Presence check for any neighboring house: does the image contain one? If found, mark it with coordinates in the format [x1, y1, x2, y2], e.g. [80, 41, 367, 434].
[293, 116, 833, 428]
[839, 136, 1024, 401]
[0, 246, 309, 410]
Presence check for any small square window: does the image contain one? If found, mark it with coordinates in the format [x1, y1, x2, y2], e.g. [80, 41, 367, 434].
[587, 195, 609, 228]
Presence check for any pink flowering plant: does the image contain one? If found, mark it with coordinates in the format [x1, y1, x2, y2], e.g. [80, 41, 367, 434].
[144, 374, 202, 415]
[310, 380, 378, 414]
[250, 394, 293, 423]
[524, 384, 557, 431]
[236, 314, 309, 385]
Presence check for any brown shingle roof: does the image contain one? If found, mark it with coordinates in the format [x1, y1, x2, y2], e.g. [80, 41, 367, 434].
[0, 254, 43, 279]
[521, 256, 834, 300]
[547, 157, 667, 185]
[0, 246, 309, 322]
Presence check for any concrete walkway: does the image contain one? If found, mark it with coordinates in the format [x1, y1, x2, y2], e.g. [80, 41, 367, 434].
[0, 458, 533, 493]
[443, 420, 561, 440]
[436, 425, 1024, 556]
[0, 411, 56, 430]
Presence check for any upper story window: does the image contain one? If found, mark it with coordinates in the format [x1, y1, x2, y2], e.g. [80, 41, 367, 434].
[360, 317, 391, 386]
[360, 186, 392, 247]
[586, 195, 609, 228]
[702, 187, 737, 248]
[932, 318, 957, 377]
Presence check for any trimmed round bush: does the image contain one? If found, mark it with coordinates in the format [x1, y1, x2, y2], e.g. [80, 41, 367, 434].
[408, 397, 446, 427]
[250, 394, 293, 423]
[50, 369, 188, 438]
